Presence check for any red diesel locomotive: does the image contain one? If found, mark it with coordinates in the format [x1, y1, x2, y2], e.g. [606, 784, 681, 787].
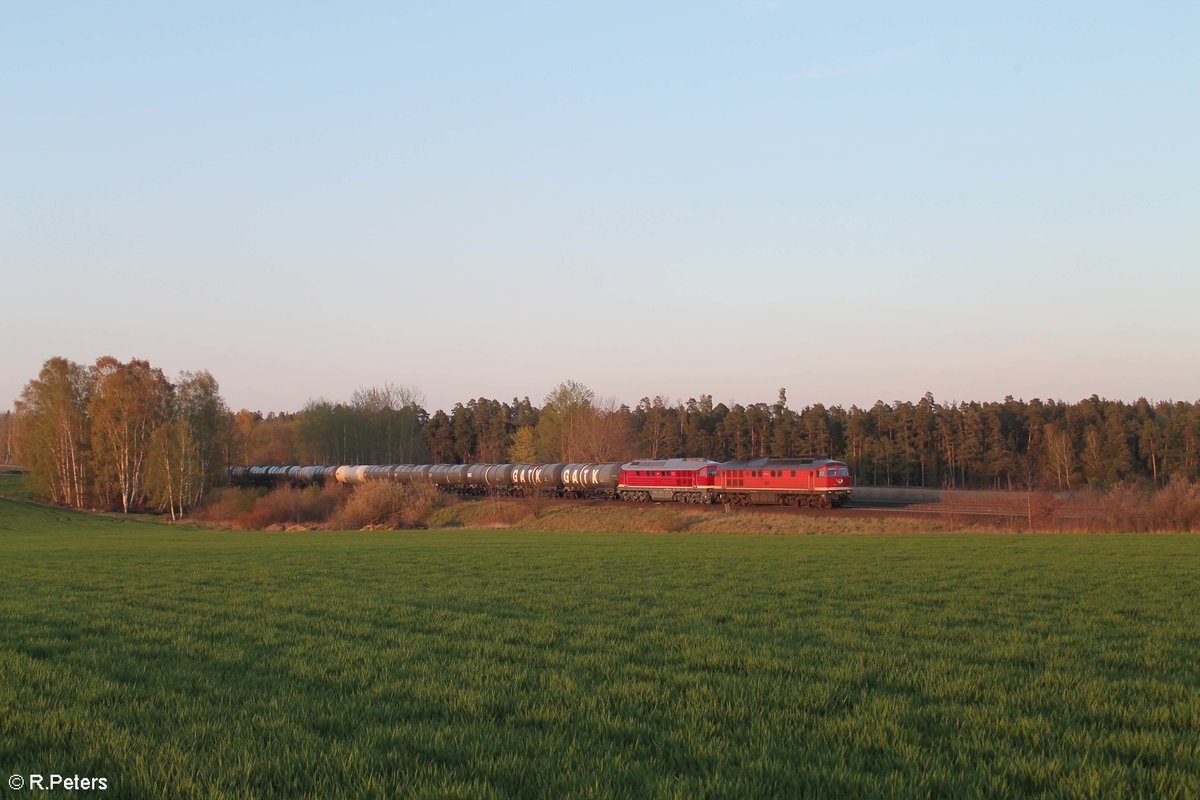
[618, 457, 852, 507]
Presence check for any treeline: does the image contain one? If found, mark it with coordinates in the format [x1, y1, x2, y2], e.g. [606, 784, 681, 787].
[11, 357, 1200, 516]
[231, 385, 1198, 492]
[12, 357, 227, 517]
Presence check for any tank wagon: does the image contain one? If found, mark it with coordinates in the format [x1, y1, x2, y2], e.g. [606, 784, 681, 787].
[230, 457, 852, 507]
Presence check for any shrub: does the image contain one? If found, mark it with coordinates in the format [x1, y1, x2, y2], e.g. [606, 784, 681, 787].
[194, 487, 262, 522]
[1102, 478, 1200, 532]
[525, 492, 548, 519]
[327, 483, 446, 530]
[228, 485, 346, 530]
[1147, 478, 1200, 531]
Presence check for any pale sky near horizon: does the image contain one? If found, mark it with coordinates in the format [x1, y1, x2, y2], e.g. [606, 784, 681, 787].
[3, 2, 1198, 414]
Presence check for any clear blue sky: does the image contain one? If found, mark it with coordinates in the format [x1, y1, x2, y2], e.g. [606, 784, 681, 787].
[3, 1, 1197, 413]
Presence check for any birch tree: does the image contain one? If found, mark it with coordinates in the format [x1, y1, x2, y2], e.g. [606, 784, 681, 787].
[146, 416, 199, 521]
[89, 357, 172, 512]
[176, 370, 229, 505]
[0, 411, 16, 465]
[14, 357, 92, 506]
[145, 371, 228, 519]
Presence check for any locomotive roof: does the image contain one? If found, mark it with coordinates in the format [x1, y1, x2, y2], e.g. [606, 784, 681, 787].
[718, 457, 845, 470]
[621, 458, 720, 471]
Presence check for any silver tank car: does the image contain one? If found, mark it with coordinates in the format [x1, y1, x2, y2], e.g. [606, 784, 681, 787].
[335, 465, 370, 485]
[483, 464, 515, 490]
[458, 465, 496, 491]
[427, 465, 457, 487]
[511, 463, 565, 492]
[449, 465, 470, 487]
[407, 465, 434, 485]
[298, 465, 327, 484]
[463, 464, 492, 490]
[363, 465, 396, 482]
[561, 463, 622, 494]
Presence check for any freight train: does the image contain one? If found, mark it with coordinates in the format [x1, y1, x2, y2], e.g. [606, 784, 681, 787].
[229, 457, 853, 508]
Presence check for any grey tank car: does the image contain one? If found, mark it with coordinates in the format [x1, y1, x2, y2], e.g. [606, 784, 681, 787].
[228, 461, 625, 498]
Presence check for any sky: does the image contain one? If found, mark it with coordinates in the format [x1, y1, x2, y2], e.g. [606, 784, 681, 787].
[3, 1, 1198, 414]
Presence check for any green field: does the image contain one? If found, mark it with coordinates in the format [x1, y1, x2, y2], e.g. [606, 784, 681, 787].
[1, 492, 1197, 799]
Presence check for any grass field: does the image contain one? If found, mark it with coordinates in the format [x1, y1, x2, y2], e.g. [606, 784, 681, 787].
[1, 490, 1197, 798]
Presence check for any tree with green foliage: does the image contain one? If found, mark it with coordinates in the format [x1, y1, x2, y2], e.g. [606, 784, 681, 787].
[88, 357, 173, 512]
[537, 380, 595, 462]
[509, 426, 537, 463]
[14, 357, 92, 507]
[424, 410, 454, 464]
